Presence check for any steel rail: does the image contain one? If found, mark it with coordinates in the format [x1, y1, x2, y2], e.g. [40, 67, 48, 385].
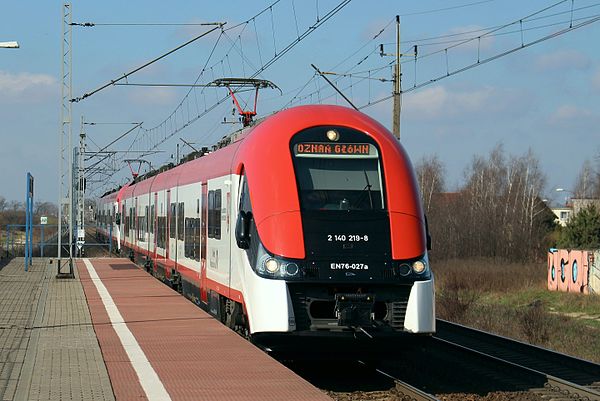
[432, 334, 600, 400]
[359, 360, 440, 401]
[435, 319, 600, 389]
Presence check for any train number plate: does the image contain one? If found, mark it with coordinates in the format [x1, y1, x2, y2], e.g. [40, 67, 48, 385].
[327, 234, 369, 242]
[330, 263, 369, 270]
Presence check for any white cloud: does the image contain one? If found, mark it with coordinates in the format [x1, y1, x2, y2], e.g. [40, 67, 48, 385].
[534, 49, 591, 72]
[553, 104, 593, 121]
[0, 70, 56, 100]
[403, 85, 499, 119]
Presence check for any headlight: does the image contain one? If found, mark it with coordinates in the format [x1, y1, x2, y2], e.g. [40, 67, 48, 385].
[412, 260, 427, 274]
[392, 255, 430, 279]
[264, 258, 279, 273]
[255, 243, 303, 280]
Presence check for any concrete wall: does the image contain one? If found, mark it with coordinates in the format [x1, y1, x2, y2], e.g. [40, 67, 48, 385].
[590, 251, 600, 295]
[548, 249, 597, 294]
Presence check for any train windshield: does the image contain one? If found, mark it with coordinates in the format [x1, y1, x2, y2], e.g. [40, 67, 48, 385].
[294, 151, 385, 211]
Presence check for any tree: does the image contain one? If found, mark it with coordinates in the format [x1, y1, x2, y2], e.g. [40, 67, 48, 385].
[34, 201, 58, 217]
[415, 155, 445, 214]
[573, 159, 599, 198]
[557, 204, 600, 249]
[8, 200, 24, 211]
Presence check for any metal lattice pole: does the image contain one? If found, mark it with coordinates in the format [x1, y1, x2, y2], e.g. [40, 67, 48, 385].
[58, 3, 74, 276]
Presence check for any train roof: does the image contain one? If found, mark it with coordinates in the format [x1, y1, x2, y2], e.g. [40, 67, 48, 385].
[98, 105, 425, 259]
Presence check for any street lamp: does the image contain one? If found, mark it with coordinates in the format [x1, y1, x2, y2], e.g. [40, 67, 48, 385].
[0, 41, 19, 49]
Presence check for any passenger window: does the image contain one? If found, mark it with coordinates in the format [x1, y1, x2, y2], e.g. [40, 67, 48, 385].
[208, 189, 222, 240]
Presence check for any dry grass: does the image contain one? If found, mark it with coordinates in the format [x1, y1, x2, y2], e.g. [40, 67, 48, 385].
[433, 258, 600, 363]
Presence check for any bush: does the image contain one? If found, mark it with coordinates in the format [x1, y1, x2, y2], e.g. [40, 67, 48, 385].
[519, 301, 550, 345]
[437, 270, 481, 322]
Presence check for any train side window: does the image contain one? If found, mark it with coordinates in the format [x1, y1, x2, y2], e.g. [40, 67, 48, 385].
[184, 216, 200, 261]
[178, 202, 184, 241]
[169, 203, 176, 239]
[124, 206, 130, 237]
[145, 206, 149, 235]
[207, 191, 215, 239]
[150, 204, 155, 234]
[207, 189, 222, 240]
[130, 207, 134, 236]
[239, 178, 252, 214]
[157, 216, 166, 248]
[214, 190, 221, 240]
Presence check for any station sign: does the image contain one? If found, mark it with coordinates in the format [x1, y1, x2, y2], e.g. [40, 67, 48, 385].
[40, 216, 48, 225]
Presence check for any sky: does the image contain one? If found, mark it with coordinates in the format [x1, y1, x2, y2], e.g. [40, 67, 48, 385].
[1, 0, 599, 205]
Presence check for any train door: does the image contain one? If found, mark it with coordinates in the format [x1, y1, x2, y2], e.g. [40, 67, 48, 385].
[200, 183, 208, 303]
[207, 178, 231, 298]
[166, 190, 171, 260]
[168, 189, 178, 266]
[113, 202, 120, 252]
[152, 192, 158, 259]
[122, 202, 127, 249]
[134, 197, 138, 252]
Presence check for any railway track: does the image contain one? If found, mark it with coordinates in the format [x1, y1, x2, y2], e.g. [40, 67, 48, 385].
[284, 358, 439, 401]
[436, 319, 600, 388]
[363, 361, 440, 401]
[305, 319, 600, 400]
[432, 319, 600, 400]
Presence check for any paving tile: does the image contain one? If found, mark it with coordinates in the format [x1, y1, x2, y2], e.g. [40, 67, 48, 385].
[0, 258, 114, 401]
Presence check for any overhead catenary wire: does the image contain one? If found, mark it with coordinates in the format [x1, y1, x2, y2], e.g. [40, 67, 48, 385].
[284, 0, 600, 110]
[70, 23, 224, 103]
[358, 13, 600, 111]
[82, 0, 351, 192]
[127, 0, 352, 159]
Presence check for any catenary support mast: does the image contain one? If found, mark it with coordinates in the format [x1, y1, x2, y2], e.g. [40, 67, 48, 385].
[58, 3, 74, 277]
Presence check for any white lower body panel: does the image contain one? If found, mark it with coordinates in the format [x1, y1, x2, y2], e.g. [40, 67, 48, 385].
[404, 275, 435, 333]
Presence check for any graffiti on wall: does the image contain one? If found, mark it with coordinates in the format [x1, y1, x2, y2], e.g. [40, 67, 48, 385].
[548, 249, 597, 294]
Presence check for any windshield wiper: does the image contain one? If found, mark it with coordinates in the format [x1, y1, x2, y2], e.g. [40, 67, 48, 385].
[364, 170, 373, 209]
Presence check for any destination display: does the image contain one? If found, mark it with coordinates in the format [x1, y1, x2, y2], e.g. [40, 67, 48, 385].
[294, 142, 373, 156]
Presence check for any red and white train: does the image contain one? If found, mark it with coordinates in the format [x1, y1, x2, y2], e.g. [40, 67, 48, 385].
[96, 105, 435, 341]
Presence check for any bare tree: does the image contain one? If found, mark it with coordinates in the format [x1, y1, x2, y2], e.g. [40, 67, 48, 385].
[573, 159, 597, 198]
[415, 155, 445, 214]
[34, 201, 58, 217]
[0, 196, 7, 212]
[452, 145, 549, 261]
[8, 201, 24, 211]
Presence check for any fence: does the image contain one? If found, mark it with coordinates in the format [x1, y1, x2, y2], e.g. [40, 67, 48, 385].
[2, 224, 59, 258]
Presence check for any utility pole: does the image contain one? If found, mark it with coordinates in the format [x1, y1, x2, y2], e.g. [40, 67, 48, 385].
[381, 15, 412, 141]
[392, 15, 401, 140]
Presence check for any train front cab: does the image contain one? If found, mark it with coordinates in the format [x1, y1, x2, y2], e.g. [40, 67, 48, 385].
[235, 122, 435, 341]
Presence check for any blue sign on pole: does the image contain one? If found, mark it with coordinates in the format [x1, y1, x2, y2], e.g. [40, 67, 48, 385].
[25, 173, 34, 271]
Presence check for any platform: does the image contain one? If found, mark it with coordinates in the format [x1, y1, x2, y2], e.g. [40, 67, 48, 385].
[0, 257, 332, 401]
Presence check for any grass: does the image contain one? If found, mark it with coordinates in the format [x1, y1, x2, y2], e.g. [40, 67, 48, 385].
[432, 258, 600, 363]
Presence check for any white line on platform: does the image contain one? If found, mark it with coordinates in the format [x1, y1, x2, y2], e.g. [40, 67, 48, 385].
[82, 258, 172, 401]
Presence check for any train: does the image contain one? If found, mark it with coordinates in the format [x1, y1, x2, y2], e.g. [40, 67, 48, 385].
[96, 104, 435, 344]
